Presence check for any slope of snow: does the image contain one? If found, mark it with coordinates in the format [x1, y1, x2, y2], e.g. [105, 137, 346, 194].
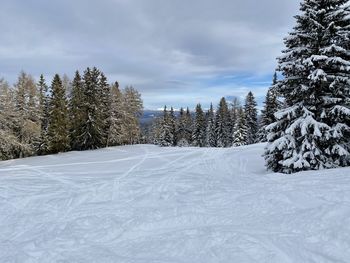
[0, 144, 350, 263]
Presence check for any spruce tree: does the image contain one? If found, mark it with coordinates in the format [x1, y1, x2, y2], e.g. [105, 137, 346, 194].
[152, 117, 163, 145]
[176, 107, 187, 146]
[169, 107, 177, 146]
[232, 108, 248, 147]
[206, 103, 216, 147]
[98, 72, 111, 145]
[258, 73, 279, 142]
[69, 71, 85, 150]
[184, 107, 193, 145]
[230, 97, 241, 143]
[159, 106, 173, 146]
[36, 74, 50, 155]
[47, 74, 70, 153]
[215, 97, 231, 147]
[62, 74, 72, 99]
[244, 91, 258, 145]
[265, 0, 350, 173]
[192, 103, 206, 147]
[80, 67, 105, 150]
[231, 97, 241, 130]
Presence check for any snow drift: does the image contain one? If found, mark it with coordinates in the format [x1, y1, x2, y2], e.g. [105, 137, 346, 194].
[0, 144, 349, 262]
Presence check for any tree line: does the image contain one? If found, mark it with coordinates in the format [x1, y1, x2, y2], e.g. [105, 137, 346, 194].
[1, 0, 349, 175]
[150, 79, 279, 148]
[0, 67, 143, 160]
[151, 0, 350, 175]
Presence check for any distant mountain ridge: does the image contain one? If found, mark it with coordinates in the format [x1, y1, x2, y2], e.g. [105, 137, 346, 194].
[140, 110, 163, 125]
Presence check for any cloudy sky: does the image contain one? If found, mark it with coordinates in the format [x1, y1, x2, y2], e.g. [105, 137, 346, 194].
[0, 0, 300, 109]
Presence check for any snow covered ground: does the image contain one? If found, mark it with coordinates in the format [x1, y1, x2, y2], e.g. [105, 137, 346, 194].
[0, 144, 350, 263]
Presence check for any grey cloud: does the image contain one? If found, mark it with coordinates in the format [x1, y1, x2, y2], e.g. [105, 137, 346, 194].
[0, 0, 300, 108]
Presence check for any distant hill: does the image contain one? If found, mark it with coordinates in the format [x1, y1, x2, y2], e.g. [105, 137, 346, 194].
[140, 110, 163, 125]
[140, 110, 184, 126]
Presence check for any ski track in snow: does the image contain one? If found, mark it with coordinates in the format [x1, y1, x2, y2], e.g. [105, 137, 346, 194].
[0, 144, 350, 263]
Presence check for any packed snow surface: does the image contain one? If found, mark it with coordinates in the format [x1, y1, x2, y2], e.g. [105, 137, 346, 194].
[0, 144, 350, 263]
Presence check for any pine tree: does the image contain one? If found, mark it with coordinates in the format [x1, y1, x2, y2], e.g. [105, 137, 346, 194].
[151, 116, 163, 145]
[192, 103, 206, 147]
[47, 74, 70, 153]
[80, 67, 105, 150]
[232, 107, 248, 147]
[230, 97, 241, 129]
[98, 72, 111, 146]
[159, 106, 173, 146]
[62, 74, 72, 99]
[265, 0, 350, 173]
[230, 97, 241, 143]
[169, 107, 177, 146]
[69, 71, 85, 150]
[244, 91, 258, 145]
[258, 73, 279, 142]
[206, 103, 216, 147]
[176, 107, 186, 146]
[36, 74, 50, 155]
[215, 97, 231, 147]
[184, 107, 193, 145]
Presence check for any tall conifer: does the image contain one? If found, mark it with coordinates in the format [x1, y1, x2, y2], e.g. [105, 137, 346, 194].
[48, 74, 70, 153]
[258, 73, 279, 142]
[244, 91, 258, 145]
[215, 97, 231, 147]
[206, 103, 216, 147]
[192, 104, 206, 147]
[69, 71, 85, 150]
[37, 74, 50, 155]
[265, 0, 350, 173]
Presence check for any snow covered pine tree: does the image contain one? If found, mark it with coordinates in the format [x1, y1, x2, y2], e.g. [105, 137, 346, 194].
[265, 0, 350, 173]
[258, 72, 279, 142]
[215, 97, 232, 147]
[232, 107, 248, 147]
[158, 106, 174, 147]
[169, 107, 177, 146]
[192, 103, 206, 147]
[184, 107, 193, 145]
[244, 91, 258, 145]
[206, 103, 216, 147]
